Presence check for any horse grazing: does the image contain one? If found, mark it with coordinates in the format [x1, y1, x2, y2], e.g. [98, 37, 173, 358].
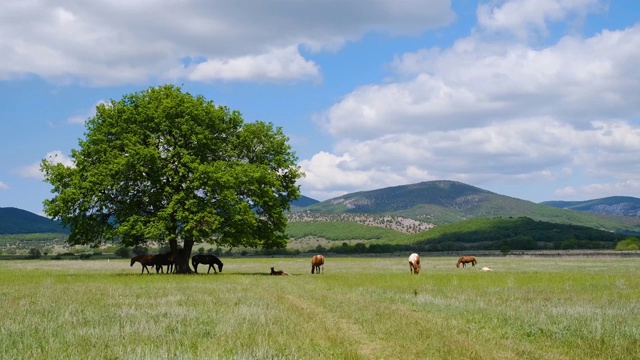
[270, 267, 289, 276]
[130, 255, 155, 274]
[311, 254, 324, 274]
[153, 252, 174, 274]
[456, 256, 477, 268]
[408, 253, 421, 274]
[192, 254, 224, 274]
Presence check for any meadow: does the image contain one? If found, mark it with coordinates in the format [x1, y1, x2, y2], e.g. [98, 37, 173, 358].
[1, 256, 639, 360]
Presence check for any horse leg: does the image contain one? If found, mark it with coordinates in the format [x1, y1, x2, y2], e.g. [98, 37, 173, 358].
[193, 263, 198, 274]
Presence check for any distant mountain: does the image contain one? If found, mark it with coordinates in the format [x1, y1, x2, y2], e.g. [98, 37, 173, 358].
[0, 207, 69, 235]
[290, 195, 319, 209]
[541, 197, 640, 217]
[298, 180, 640, 233]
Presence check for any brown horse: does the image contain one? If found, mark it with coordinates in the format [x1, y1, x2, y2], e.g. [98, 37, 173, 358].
[408, 253, 421, 274]
[270, 267, 289, 276]
[130, 254, 155, 274]
[311, 254, 324, 274]
[457, 256, 477, 268]
[153, 252, 174, 274]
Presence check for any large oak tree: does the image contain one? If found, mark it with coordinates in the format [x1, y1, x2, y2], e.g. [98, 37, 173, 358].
[42, 85, 302, 273]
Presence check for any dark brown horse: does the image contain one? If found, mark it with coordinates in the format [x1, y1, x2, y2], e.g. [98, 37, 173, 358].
[192, 254, 224, 274]
[311, 254, 324, 274]
[270, 267, 289, 276]
[457, 256, 477, 268]
[130, 254, 155, 274]
[153, 252, 174, 274]
[408, 253, 421, 274]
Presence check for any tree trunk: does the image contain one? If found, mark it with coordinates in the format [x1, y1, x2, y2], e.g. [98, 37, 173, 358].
[170, 238, 195, 274]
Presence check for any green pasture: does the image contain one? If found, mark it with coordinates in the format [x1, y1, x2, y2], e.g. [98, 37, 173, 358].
[1, 256, 639, 359]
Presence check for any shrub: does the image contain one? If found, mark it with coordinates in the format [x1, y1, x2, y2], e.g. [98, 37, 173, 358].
[114, 247, 131, 258]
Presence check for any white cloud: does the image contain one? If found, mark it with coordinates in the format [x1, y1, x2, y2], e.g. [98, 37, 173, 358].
[327, 24, 640, 139]
[302, 2, 640, 201]
[0, 181, 8, 190]
[555, 180, 640, 200]
[184, 47, 320, 83]
[16, 151, 75, 179]
[0, 0, 454, 85]
[477, 0, 605, 40]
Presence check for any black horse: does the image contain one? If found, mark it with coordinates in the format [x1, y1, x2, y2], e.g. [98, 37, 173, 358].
[192, 254, 224, 274]
[153, 252, 174, 274]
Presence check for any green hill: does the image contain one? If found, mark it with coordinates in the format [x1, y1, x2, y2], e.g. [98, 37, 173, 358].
[0, 207, 68, 235]
[287, 216, 627, 253]
[299, 180, 640, 233]
[289, 195, 319, 210]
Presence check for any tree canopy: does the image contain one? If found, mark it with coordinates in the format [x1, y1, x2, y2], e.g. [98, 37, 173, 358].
[42, 85, 302, 272]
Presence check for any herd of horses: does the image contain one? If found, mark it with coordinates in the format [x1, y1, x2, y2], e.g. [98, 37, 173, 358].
[130, 252, 483, 275]
[130, 252, 223, 274]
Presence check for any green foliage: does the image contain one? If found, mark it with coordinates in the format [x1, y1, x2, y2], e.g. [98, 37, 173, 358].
[0, 233, 68, 244]
[132, 246, 148, 256]
[41, 85, 302, 263]
[114, 247, 131, 258]
[26, 248, 42, 259]
[402, 217, 624, 250]
[615, 237, 640, 250]
[286, 221, 407, 242]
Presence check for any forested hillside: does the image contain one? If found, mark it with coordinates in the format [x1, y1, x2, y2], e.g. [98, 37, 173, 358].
[0, 207, 68, 235]
[298, 180, 640, 233]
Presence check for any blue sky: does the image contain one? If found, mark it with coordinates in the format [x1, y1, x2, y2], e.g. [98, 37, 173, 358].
[2, 0, 640, 215]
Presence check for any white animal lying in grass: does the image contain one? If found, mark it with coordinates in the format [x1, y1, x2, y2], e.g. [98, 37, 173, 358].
[481, 267, 493, 272]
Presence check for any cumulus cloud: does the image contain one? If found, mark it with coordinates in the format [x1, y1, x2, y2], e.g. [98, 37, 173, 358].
[477, 0, 605, 40]
[0, 0, 454, 85]
[0, 181, 8, 190]
[302, 1, 640, 200]
[16, 151, 75, 180]
[555, 180, 640, 199]
[184, 47, 320, 83]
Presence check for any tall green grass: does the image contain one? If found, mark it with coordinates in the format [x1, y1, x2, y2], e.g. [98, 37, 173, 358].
[1, 257, 639, 359]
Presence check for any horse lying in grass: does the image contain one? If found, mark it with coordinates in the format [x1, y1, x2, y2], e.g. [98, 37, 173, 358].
[311, 254, 324, 274]
[456, 256, 477, 268]
[192, 254, 224, 274]
[408, 253, 421, 274]
[130, 255, 155, 274]
[270, 267, 289, 276]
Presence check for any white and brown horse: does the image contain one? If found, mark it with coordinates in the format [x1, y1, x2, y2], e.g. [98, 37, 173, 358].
[311, 254, 324, 274]
[408, 253, 421, 274]
[456, 256, 477, 268]
[270, 267, 290, 276]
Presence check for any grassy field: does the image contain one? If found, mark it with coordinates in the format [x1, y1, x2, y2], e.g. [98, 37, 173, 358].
[1, 256, 639, 359]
